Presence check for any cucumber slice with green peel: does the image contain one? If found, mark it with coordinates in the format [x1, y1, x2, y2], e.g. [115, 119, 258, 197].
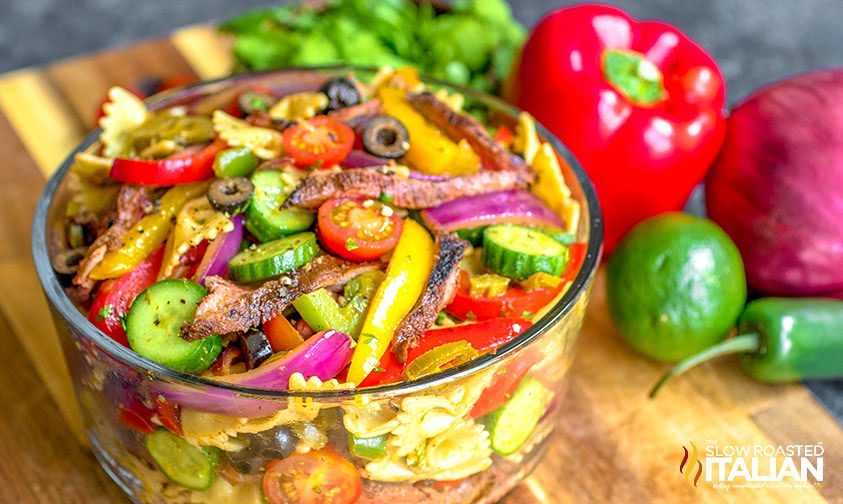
[483, 224, 569, 279]
[228, 232, 318, 282]
[455, 226, 486, 246]
[246, 169, 314, 242]
[126, 280, 222, 373]
[146, 429, 219, 490]
[484, 378, 554, 455]
[533, 226, 576, 245]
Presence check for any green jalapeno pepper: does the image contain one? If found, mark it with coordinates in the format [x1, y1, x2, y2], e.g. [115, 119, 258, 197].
[650, 298, 843, 397]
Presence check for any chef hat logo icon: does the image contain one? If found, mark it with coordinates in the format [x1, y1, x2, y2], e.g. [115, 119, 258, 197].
[680, 442, 703, 487]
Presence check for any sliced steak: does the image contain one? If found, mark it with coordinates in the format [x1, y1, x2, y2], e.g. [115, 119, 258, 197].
[73, 185, 150, 299]
[283, 167, 530, 210]
[184, 255, 382, 341]
[407, 92, 531, 176]
[392, 233, 466, 362]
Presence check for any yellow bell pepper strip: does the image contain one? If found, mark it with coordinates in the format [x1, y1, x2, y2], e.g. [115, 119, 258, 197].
[159, 196, 234, 279]
[89, 181, 209, 280]
[347, 219, 434, 384]
[530, 142, 581, 235]
[378, 87, 480, 176]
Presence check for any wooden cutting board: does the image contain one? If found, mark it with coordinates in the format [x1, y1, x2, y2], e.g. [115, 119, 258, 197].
[0, 25, 839, 504]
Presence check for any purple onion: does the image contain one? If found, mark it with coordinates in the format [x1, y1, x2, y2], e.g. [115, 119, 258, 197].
[156, 330, 353, 417]
[421, 190, 563, 232]
[193, 215, 243, 285]
[340, 149, 389, 169]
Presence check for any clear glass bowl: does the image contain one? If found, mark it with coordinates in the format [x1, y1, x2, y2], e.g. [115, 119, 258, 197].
[32, 67, 602, 504]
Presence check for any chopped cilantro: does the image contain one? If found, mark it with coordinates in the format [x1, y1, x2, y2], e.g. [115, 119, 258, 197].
[521, 310, 533, 319]
[465, 310, 476, 321]
[345, 238, 359, 251]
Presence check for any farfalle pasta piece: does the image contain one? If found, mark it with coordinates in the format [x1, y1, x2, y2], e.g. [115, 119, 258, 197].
[212, 110, 284, 159]
[364, 418, 492, 482]
[159, 196, 233, 279]
[342, 400, 400, 438]
[420, 420, 492, 479]
[99, 86, 150, 158]
[268, 91, 329, 121]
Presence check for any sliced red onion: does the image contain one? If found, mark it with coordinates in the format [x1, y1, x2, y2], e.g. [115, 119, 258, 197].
[155, 330, 353, 417]
[341, 149, 389, 168]
[193, 215, 243, 285]
[421, 190, 562, 232]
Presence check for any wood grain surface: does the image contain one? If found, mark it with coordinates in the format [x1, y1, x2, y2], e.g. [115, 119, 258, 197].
[0, 26, 839, 504]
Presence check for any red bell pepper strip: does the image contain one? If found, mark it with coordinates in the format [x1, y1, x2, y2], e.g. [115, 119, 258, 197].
[88, 245, 164, 346]
[470, 348, 540, 418]
[109, 139, 227, 186]
[446, 271, 563, 321]
[118, 397, 157, 434]
[509, 4, 726, 254]
[360, 317, 531, 387]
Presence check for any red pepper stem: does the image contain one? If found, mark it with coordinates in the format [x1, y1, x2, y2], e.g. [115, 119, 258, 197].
[648, 334, 761, 399]
[602, 49, 667, 106]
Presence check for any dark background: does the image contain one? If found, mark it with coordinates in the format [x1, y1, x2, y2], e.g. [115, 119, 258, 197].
[2, 0, 841, 418]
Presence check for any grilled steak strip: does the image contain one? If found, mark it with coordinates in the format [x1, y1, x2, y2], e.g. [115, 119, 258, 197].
[73, 185, 150, 298]
[392, 233, 466, 362]
[184, 255, 382, 341]
[283, 167, 529, 210]
[407, 92, 532, 176]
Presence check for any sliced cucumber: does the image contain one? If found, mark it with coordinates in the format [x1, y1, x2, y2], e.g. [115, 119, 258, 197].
[228, 232, 318, 282]
[533, 226, 576, 245]
[455, 226, 486, 246]
[146, 429, 219, 490]
[482, 224, 569, 279]
[246, 169, 314, 242]
[126, 280, 222, 373]
[484, 378, 553, 455]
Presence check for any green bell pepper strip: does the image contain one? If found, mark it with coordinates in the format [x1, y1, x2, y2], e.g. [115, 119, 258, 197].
[348, 433, 387, 460]
[292, 271, 384, 336]
[347, 220, 434, 385]
[650, 297, 843, 397]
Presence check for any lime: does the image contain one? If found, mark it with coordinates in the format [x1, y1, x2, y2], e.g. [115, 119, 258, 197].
[606, 213, 746, 362]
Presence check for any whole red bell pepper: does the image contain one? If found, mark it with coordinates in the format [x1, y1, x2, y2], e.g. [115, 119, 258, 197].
[508, 4, 726, 254]
[109, 139, 227, 186]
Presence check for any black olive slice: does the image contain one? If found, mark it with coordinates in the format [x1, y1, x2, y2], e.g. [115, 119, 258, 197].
[238, 91, 275, 115]
[208, 177, 254, 215]
[362, 115, 410, 159]
[52, 247, 86, 286]
[319, 76, 361, 112]
[239, 329, 273, 370]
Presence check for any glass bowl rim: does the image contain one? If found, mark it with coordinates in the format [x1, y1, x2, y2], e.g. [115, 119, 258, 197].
[31, 65, 603, 400]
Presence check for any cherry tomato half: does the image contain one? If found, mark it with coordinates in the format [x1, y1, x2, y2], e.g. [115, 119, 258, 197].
[263, 450, 362, 504]
[317, 197, 403, 261]
[282, 116, 355, 168]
